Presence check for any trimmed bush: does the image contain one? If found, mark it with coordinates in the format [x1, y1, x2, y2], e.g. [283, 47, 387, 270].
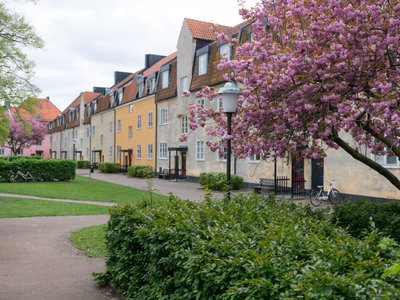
[128, 165, 153, 177]
[94, 195, 400, 299]
[199, 172, 244, 190]
[76, 160, 91, 169]
[98, 162, 120, 173]
[0, 159, 75, 182]
[330, 199, 400, 243]
[0, 155, 43, 161]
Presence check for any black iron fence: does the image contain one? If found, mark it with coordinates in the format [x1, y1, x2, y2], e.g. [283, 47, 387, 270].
[275, 176, 290, 195]
[291, 177, 306, 198]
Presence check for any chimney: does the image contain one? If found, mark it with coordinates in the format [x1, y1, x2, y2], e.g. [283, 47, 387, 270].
[46, 96, 50, 100]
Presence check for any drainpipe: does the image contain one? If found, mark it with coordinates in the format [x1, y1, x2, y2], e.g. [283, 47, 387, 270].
[155, 102, 158, 174]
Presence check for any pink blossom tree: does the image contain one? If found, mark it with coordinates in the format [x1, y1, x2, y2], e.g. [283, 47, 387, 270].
[3, 112, 48, 156]
[184, 0, 400, 190]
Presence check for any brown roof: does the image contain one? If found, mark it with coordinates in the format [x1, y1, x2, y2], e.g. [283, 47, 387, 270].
[185, 18, 233, 41]
[143, 52, 177, 77]
[61, 91, 101, 114]
[9, 98, 61, 122]
[111, 69, 145, 91]
[156, 60, 177, 102]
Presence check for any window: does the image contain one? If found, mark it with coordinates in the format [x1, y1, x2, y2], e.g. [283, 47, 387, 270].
[0, 148, 5, 155]
[159, 142, 167, 159]
[138, 83, 144, 97]
[137, 145, 141, 159]
[87, 103, 91, 117]
[117, 119, 121, 132]
[110, 93, 115, 107]
[161, 70, 169, 89]
[373, 153, 398, 167]
[101, 114, 103, 123]
[181, 116, 188, 134]
[93, 101, 97, 113]
[37, 140, 42, 146]
[198, 53, 208, 75]
[129, 104, 133, 113]
[109, 146, 113, 158]
[86, 148, 89, 159]
[181, 77, 188, 94]
[148, 112, 153, 128]
[101, 135, 103, 146]
[218, 98, 223, 112]
[69, 114, 71, 122]
[249, 154, 261, 163]
[86, 128, 90, 138]
[196, 140, 205, 160]
[118, 90, 123, 105]
[149, 78, 156, 93]
[92, 126, 96, 136]
[219, 44, 231, 61]
[160, 107, 168, 125]
[137, 114, 142, 129]
[109, 121, 113, 133]
[148, 144, 153, 160]
[129, 126, 133, 140]
[117, 145, 121, 159]
[218, 141, 227, 161]
[196, 98, 205, 118]
[49, 136, 52, 143]
[80, 139, 83, 147]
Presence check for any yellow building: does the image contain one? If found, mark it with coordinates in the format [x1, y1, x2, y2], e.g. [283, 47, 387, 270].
[115, 53, 177, 172]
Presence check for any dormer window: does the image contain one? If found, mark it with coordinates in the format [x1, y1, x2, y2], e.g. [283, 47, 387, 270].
[87, 103, 91, 117]
[196, 45, 211, 76]
[161, 70, 169, 89]
[110, 93, 115, 107]
[149, 78, 156, 93]
[219, 44, 231, 61]
[93, 101, 97, 113]
[138, 83, 144, 97]
[181, 77, 188, 94]
[69, 114, 71, 122]
[34, 115, 43, 120]
[117, 88, 123, 105]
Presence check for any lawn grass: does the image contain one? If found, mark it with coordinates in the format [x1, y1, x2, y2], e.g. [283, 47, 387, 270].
[0, 175, 163, 203]
[0, 197, 110, 218]
[69, 224, 107, 258]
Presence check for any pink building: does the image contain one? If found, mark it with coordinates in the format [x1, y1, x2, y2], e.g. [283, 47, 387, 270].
[1, 98, 61, 159]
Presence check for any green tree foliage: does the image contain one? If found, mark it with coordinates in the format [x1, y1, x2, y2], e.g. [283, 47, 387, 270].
[0, 0, 44, 141]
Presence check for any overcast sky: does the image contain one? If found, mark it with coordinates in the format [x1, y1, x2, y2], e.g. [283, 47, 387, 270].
[7, 0, 258, 111]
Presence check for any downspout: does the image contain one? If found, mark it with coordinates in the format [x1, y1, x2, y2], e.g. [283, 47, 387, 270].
[155, 101, 158, 174]
[114, 107, 116, 163]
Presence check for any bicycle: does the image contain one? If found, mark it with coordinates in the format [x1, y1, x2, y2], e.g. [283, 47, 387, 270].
[309, 180, 341, 207]
[10, 167, 37, 182]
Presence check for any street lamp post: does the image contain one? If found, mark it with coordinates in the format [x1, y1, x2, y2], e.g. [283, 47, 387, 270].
[72, 138, 77, 161]
[219, 81, 241, 201]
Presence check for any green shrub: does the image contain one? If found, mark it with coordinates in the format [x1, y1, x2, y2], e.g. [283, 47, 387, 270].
[98, 162, 120, 173]
[76, 160, 91, 169]
[128, 165, 153, 177]
[330, 199, 400, 243]
[199, 172, 244, 190]
[0, 155, 43, 161]
[94, 195, 400, 299]
[0, 159, 75, 182]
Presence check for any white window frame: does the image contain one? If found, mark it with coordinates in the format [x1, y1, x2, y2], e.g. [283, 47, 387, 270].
[137, 144, 142, 159]
[129, 126, 133, 140]
[372, 153, 399, 168]
[161, 70, 169, 89]
[218, 98, 223, 112]
[218, 141, 227, 162]
[101, 114, 103, 123]
[249, 153, 261, 163]
[137, 114, 142, 129]
[181, 77, 188, 94]
[160, 107, 168, 125]
[0, 148, 5, 155]
[196, 140, 205, 161]
[92, 126, 96, 136]
[219, 43, 231, 61]
[109, 146, 113, 159]
[109, 121, 113, 133]
[138, 83, 144, 97]
[181, 116, 188, 134]
[87, 128, 90, 138]
[196, 98, 205, 118]
[148, 144, 153, 160]
[148, 111, 153, 128]
[159, 142, 167, 159]
[149, 78, 156, 93]
[198, 53, 208, 75]
[117, 119, 121, 132]
[117, 145, 121, 159]
[129, 104, 133, 113]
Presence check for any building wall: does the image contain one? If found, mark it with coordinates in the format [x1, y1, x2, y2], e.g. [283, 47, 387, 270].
[0, 133, 52, 159]
[90, 109, 115, 163]
[115, 96, 156, 170]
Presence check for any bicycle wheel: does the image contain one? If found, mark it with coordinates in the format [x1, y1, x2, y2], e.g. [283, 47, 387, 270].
[310, 190, 322, 207]
[329, 189, 341, 205]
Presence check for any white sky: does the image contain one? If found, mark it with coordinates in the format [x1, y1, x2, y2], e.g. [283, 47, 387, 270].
[6, 0, 259, 111]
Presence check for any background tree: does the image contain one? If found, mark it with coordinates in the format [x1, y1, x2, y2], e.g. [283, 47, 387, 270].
[0, 0, 44, 142]
[185, 0, 400, 190]
[4, 112, 47, 156]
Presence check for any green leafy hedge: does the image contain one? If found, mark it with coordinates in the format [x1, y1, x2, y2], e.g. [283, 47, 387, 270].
[128, 165, 153, 177]
[76, 160, 91, 169]
[0, 155, 43, 161]
[98, 162, 120, 173]
[94, 195, 400, 299]
[330, 199, 400, 243]
[0, 159, 75, 182]
[199, 172, 244, 190]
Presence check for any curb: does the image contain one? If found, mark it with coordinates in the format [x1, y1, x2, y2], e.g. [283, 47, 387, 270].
[107, 282, 126, 300]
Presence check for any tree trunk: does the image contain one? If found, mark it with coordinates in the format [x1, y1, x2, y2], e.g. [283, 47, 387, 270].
[333, 136, 400, 191]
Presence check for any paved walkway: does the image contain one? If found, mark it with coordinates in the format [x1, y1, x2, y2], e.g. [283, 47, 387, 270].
[0, 215, 117, 300]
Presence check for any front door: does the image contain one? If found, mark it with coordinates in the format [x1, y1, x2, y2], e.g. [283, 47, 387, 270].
[311, 158, 324, 190]
[292, 157, 305, 196]
[181, 152, 187, 177]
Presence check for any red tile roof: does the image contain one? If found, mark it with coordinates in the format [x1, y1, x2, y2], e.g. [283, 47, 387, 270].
[9, 98, 61, 122]
[156, 60, 177, 101]
[61, 92, 101, 114]
[185, 18, 233, 41]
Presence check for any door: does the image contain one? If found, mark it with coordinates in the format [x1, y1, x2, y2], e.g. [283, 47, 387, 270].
[311, 158, 324, 190]
[292, 157, 305, 195]
[181, 152, 187, 177]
